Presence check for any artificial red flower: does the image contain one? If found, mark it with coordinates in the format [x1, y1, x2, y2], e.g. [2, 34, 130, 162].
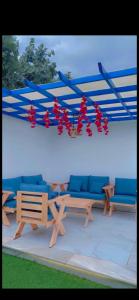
[94, 103, 103, 133]
[27, 106, 36, 128]
[86, 122, 93, 136]
[103, 118, 109, 135]
[43, 111, 50, 128]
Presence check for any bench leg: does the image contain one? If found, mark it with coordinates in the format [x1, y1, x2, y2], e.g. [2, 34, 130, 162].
[103, 200, 109, 215]
[14, 222, 25, 239]
[109, 204, 114, 216]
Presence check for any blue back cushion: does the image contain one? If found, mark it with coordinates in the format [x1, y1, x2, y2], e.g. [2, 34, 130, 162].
[89, 176, 109, 194]
[2, 176, 22, 192]
[19, 183, 57, 200]
[22, 175, 43, 184]
[69, 175, 89, 192]
[115, 178, 137, 196]
[69, 176, 83, 192]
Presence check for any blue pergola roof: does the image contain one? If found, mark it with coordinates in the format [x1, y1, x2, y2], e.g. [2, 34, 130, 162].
[2, 63, 137, 127]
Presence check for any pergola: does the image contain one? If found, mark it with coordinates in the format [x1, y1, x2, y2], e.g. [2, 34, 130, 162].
[2, 63, 137, 127]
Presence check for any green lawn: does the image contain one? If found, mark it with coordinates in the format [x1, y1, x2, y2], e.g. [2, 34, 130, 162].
[2, 253, 110, 289]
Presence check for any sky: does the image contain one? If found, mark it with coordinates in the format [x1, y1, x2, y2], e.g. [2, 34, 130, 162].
[16, 35, 137, 78]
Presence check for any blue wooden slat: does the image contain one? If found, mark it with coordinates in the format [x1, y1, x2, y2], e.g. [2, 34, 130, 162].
[24, 79, 78, 114]
[3, 67, 136, 96]
[2, 66, 137, 126]
[98, 62, 133, 120]
[58, 71, 112, 121]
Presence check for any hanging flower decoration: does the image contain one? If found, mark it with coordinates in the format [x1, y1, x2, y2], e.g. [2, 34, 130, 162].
[76, 96, 88, 135]
[57, 117, 64, 135]
[60, 108, 72, 136]
[27, 96, 109, 137]
[66, 121, 73, 136]
[77, 115, 83, 135]
[53, 98, 63, 135]
[86, 121, 93, 136]
[43, 111, 50, 128]
[27, 106, 36, 128]
[94, 103, 103, 133]
[103, 117, 109, 135]
[53, 98, 60, 121]
[80, 96, 87, 120]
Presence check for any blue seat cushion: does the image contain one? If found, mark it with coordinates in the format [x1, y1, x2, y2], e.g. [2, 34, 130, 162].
[20, 183, 58, 200]
[22, 175, 43, 185]
[68, 176, 83, 192]
[4, 199, 16, 208]
[60, 191, 106, 200]
[2, 177, 22, 195]
[38, 180, 47, 185]
[88, 176, 109, 194]
[110, 194, 136, 205]
[115, 178, 137, 196]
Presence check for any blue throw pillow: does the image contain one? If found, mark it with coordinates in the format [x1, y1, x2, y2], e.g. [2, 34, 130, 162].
[115, 178, 137, 196]
[22, 175, 43, 185]
[89, 176, 109, 194]
[68, 175, 89, 192]
[69, 176, 83, 192]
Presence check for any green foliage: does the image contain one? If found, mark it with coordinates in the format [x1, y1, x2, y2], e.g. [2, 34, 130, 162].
[19, 38, 57, 84]
[2, 36, 58, 89]
[2, 36, 21, 89]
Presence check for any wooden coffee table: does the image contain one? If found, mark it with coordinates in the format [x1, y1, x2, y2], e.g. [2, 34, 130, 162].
[56, 195, 96, 227]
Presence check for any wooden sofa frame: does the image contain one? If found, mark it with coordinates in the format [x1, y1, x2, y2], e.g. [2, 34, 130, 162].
[51, 182, 111, 215]
[101, 184, 137, 216]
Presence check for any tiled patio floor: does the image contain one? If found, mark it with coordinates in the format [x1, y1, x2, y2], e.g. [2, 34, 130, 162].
[2, 208, 137, 287]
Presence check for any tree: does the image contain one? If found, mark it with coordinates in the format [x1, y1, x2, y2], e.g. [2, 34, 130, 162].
[2, 35, 21, 89]
[2, 36, 58, 89]
[19, 38, 57, 84]
[65, 72, 72, 79]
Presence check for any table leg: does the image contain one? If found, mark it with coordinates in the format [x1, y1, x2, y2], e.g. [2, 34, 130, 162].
[84, 205, 94, 227]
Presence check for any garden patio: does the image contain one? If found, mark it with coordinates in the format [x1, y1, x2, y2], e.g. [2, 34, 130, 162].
[2, 62, 137, 288]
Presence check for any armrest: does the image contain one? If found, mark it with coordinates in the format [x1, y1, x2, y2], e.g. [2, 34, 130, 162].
[103, 184, 114, 199]
[49, 182, 69, 191]
[2, 190, 14, 195]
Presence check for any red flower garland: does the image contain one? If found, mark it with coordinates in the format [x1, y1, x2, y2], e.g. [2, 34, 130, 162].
[76, 96, 88, 135]
[43, 111, 50, 128]
[53, 98, 60, 121]
[80, 96, 87, 120]
[103, 117, 109, 135]
[60, 108, 73, 136]
[94, 103, 103, 133]
[77, 115, 83, 135]
[27, 105, 36, 128]
[86, 121, 93, 136]
[53, 98, 64, 135]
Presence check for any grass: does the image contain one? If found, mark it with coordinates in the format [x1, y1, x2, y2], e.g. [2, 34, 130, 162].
[2, 253, 110, 289]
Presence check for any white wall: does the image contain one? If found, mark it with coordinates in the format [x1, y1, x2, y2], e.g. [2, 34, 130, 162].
[2, 114, 137, 183]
